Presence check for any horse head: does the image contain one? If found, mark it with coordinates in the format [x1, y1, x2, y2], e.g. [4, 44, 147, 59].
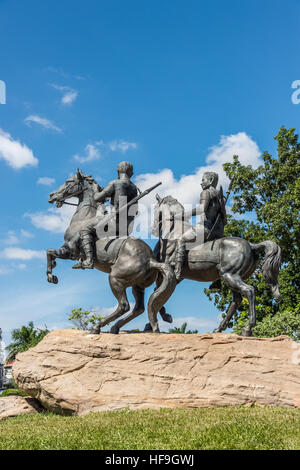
[152, 194, 186, 238]
[48, 169, 101, 208]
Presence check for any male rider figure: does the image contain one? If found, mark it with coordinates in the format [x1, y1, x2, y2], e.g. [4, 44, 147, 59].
[173, 171, 225, 281]
[72, 161, 139, 270]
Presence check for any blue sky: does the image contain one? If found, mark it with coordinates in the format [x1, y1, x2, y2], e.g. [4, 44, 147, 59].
[1, 0, 300, 348]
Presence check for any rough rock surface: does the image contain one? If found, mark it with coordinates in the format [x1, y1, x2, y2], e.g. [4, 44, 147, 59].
[0, 395, 43, 420]
[13, 329, 300, 415]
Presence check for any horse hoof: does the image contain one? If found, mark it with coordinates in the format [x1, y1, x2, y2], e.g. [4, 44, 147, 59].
[90, 325, 101, 334]
[143, 323, 153, 332]
[47, 274, 58, 284]
[162, 313, 173, 324]
[213, 328, 222, 333]
[152, 326, 160, 334]
[242, 327, 252, 337]
[110, 325, 120, 335]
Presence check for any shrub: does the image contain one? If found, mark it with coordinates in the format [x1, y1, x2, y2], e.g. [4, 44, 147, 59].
[1, 388, 27, 398]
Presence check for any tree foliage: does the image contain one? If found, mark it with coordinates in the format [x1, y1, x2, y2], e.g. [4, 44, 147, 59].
[169, 322, 198, 334]
[68, 308, 103, 330]
[6, 322, 49, 362]
[205, 126, 300, 338]
[1, 388, 27, 397]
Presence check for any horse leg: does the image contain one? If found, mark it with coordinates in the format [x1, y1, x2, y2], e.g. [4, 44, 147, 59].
[159, 279, 182, 324]
[144, 275, 175, 332]
[110, 285, 145, 334]
[47, 245, 71, 283]
[47, 249, 57, 283]
[214, 291, 242, 333]
[222, 272, 256, 337]
[91, 274, 130, 334]
[147, 261, 177, 334]
[47, 246, 70, 284]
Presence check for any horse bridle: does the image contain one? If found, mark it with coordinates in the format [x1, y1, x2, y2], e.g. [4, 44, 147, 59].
[58, 178, 98, 210]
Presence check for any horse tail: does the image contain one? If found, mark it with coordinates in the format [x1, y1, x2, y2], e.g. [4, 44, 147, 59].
[147, 260, 177, 331]
[250, 240, 282, 302]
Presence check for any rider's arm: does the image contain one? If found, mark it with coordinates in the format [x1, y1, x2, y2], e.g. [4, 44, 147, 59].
[199, 190, 210, 222]
[94, 181, 115, 203]
[176, 205, 199, 219]
[186, 193, 209, 218]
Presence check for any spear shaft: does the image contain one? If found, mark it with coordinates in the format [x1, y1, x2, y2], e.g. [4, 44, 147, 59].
[96, 181, 162, 231]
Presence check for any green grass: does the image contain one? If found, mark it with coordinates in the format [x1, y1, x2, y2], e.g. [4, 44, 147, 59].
[0, 407, 299, 450]
[0, 388, 28, 398]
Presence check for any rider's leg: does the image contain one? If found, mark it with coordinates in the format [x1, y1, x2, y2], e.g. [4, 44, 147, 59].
[80, 229, 95, 268]
[207, 228, 223, 289]
[72, 224, 95, 269]
[174, 238, 186, 281]
[174, 228, 196, 281]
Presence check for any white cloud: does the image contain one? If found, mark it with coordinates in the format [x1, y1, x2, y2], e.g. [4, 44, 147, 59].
[26, 199, 77, 233]
[90, 303, 134, 319]
[135, 132, 261, 208]
[62, 90, 78, 105]
[17, 263, 27, 270]
[26, 132, 261, 238]
[37, 177, 56, 186]
[21, 230, 34, 238]
[0, 266, 12, 275]
[0, 280, 92, 346]
[3, 231, 19, 245]
[51, 84, 78, 106]
[0, 261, 27, 276]
[132, 132, 261, 236]
[162, 316, 220, 332]
[108, 140, 137, 153]
[25, 115, 63, 133]
[45, 67, 86, 81]
[0, 247, 45, 260]
[2, 229, 35, 245]
[73, 139, 137, 164]
[74, 144, 101, 163]
[0, 128, 38, 169]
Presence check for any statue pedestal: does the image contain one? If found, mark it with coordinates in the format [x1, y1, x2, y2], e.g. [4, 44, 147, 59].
[13, 329, 300, 415]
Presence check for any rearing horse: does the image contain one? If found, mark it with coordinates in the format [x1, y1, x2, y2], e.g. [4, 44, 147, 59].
[46, 170, 176, 334]
[149, 195, 282, 336]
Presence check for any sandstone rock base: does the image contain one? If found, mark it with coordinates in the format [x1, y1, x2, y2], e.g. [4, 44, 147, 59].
[0, 395, 42, 420]
[13, 329, 300, 415]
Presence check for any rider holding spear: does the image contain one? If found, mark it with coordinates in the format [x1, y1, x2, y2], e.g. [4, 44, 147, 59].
[173, 172, 233, 281]
[73, 161, 161, 270]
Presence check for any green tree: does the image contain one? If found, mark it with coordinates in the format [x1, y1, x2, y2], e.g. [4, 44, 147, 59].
[205, 126, 300, 338]
[6, 322, 49, 362]
[68, 308, 103, 330]
[169, 322, 198, 334]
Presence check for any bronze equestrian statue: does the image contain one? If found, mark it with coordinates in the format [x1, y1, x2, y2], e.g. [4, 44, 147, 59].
[72, 161, 139, 269]
[46, 166, 175, 334]
[147, 191, 281, 337]
[46, 165, 281, 337]
[173, 171, 226, 281]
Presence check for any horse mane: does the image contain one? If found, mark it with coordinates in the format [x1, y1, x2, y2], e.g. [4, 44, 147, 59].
[152, 194, 185, 235]
[161, 195, 181, 206]
[158, 195, 184, 212]
[78, 172, 103, 192]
